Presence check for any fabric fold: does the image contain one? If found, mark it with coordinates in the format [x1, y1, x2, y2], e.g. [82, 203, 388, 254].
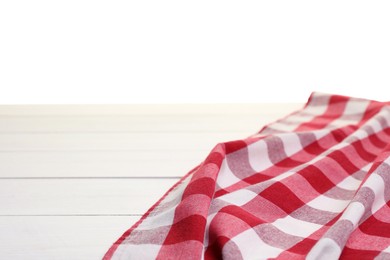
[104, 92, 390, 260]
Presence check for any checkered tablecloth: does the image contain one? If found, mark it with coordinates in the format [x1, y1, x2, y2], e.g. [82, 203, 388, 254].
[104, 92, 390, 259]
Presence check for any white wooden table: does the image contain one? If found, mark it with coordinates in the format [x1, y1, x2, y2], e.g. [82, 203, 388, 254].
[0, 104, 302, 259]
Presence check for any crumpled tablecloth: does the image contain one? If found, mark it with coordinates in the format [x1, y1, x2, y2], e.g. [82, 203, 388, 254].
[104, 92, 390, 259]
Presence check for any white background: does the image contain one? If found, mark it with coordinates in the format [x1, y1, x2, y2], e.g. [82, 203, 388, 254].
[0, 0, 389, 104]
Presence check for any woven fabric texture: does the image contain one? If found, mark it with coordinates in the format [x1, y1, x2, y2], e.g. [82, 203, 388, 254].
[104, 92, 390, 259]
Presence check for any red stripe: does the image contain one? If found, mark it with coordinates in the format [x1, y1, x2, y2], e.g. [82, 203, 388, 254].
[340, 246, 381, 259]
[204, 236, 230, 260]
[204, 150, 225, 166]
[182, 177, 216, 199]
[327, 150, 360, 175]
[352, 139, 380, 162]
[368, 129, 390, 148]
[298, 165, 335, 194]
[358, 100, 384, 126]
[296, 95, 350, 131]
[220, 205, 266, 227]
[224, 140, 248, 154]
[260, 182, 305, 214]
[105, 93, 390, 259]
[215, 125, 356, 197]
[102, 165, 200, 259]
[162, 214, 207, 244]
[359, 215, 390, 238]
[285, 237, 317, 255]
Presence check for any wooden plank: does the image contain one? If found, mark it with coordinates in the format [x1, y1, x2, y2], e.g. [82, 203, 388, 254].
[0, 216, 138, 260]
[0, 104, 304, 177]
[0, 104, 303, 259]
[0, 150, 204, 178]
[0, 179, 178, 215]
[0, 104, 302, 116]
[0, 114, 297, 133]
[0, 132, 242, 152]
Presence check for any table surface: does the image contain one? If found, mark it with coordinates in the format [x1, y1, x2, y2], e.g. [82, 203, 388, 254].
[0, 103, 302, 259]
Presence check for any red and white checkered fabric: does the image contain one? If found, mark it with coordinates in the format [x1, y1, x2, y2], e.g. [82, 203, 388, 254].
[104, 92, 390, 259]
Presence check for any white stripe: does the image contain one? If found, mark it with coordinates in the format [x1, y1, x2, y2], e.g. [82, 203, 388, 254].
[305, 93, 331, 115]
[324, 99, 369, 128]
[343, 100, 370, 116]
[247, 140, 273, 172]
[203, 212, 217, 247]
[219, 189, 258, 206]
[305, 104, 329, 115]
[283, 113, 314, 123]
[114, 244, 160, 259]
[329, 118, 360, 127]
[137, 207, 175, 230]
[137, 175, 191, 230]
[272, 215, 323, 238]
[381, 245, 390, 253]
[307, 238, 341, 260]
[312, 128, 331, 140]
[362, 173, 386, 213]
[382, 107, 390, 126]
[346, 128, 368, 141]
[216, 158, 241, 189]
[162, 174, 192, 203]
[336, 175, 362, 191]
[339, 202, 365, 228]
[271, 170, 295, 182]
[230, 228, 283, 259]
[307, 195, 349, 213]
[278, 133, 303, 157]
[370, 115, 384, 132]
[267, 122, 298, 132]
